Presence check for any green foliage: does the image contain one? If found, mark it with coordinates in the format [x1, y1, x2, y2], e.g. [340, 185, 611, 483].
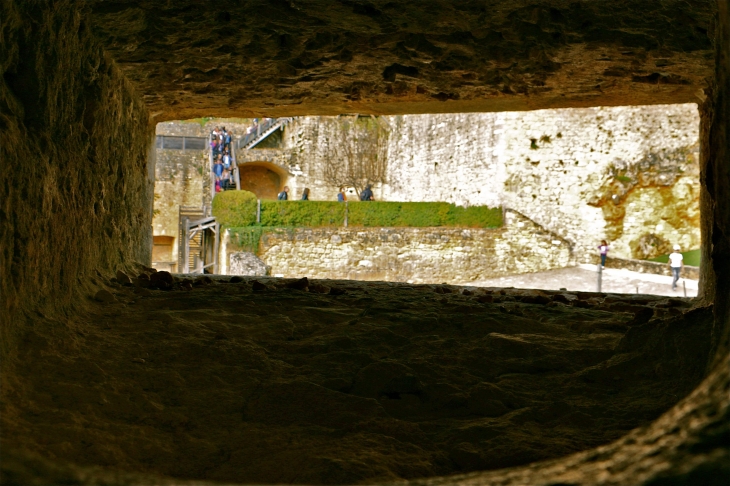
[615, 175, 633, 184]
[214, 194, 502, 229]
[260, 201, 346, 227]
[451, 205, 504, 228]
[212, 190, 258, 227]
[530, 138, 539, 150]
[347, 201, 502, 228]
[228, 226, 265, 253]
[185, 117, 214, 127]
[649, 249, 701, 266]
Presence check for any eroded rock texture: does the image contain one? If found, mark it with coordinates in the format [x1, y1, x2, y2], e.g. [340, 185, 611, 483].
[0, 1, 153, 351]
[86, 0, 716, 121]
[0, 277, 716, 484]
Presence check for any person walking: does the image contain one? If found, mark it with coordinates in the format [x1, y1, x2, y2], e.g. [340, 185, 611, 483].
[598, 240, 609, 269]
[669, 244, 684, 290]
[213, 156, 223, 179]
[277, 186, 289, 200]
[337, 188, 347, 202]
[301, 188, 310, 200]
[221, 168, 231, 190]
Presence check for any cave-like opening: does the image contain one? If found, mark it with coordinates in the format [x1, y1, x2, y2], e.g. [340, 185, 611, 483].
[1, 1, 729, 485]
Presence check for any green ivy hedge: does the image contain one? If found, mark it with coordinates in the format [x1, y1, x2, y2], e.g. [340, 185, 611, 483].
[260, 201, 346, 227]
[213, 191, 502, 229]
[211, 190, 257, 227]
[346, 201, 502, 228]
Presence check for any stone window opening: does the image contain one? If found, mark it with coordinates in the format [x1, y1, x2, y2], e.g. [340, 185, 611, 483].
[3, 1, 729, 485]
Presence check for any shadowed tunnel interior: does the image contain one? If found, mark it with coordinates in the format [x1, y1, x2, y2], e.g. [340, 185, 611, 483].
[1, 1, 729, 484]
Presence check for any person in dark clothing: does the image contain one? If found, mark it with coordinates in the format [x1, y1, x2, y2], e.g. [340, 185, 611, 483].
[277, 186, 289, 200]
[221, 168, 234, 190]
[337, 188, 347, 202]
[360, 185, 374, 201]
[301, 188, 310, 200]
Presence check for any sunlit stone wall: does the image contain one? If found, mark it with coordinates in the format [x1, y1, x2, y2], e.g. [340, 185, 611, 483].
[223, 210, 572, 283]
[153, 119, 255, 265]
[278, 103, 700, 261]
[152, 149, 206, 265]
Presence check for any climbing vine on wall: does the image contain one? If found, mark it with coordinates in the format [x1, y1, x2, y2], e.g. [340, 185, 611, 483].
[321, 115, 389, 197]
[228, 226, 265, 253]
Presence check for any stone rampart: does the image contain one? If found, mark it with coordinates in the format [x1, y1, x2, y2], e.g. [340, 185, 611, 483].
[223, 210, 572, 283]
[156, 118, 253, 138]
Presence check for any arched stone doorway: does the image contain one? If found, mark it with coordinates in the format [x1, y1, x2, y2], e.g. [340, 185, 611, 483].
[238, 163, 286, 200]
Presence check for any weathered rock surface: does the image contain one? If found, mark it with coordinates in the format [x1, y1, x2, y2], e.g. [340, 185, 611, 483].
[0, 0, 152, 353]
[229, 251, 271, 276]
[0, 277, 714, 484]
[244, 211, 573, 283]
[219, 104, 701, 262]
[86, 0, 716, 121]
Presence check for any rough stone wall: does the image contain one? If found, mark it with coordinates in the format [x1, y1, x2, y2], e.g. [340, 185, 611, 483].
[0, 0, 152, 356]
[707, 0, 730, 361]
[229, 211, 572, 283]
[86, 0, 715, 120]
[497, 104, 700, 261]
[0, 0, 727, 484]
[156, 118, 252, 138]
[265, 104, 700, 262]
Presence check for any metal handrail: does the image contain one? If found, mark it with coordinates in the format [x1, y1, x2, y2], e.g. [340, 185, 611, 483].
[208, 134, 215, 201]
[237, 117, 292, 150]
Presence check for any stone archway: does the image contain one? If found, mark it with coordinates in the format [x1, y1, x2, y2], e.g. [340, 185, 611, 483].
[238, 163, 286, 200]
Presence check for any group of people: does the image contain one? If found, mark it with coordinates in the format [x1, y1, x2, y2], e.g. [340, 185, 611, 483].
[598, 240, 685, 290]
[211, 127, 235, 192]
[277, 186, 311, 200]
[276, 186, 376, 202]
[336, 185, 374, 202]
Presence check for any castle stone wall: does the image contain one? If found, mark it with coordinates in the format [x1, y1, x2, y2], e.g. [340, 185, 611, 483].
[152, 149, 207, 265]
[224, 211, 572, 284]
[276, 104, 700, 261]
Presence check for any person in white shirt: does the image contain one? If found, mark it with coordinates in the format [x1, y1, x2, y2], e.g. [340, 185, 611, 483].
[668, 244, 684, 290]
[598, 240, 609, 269]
